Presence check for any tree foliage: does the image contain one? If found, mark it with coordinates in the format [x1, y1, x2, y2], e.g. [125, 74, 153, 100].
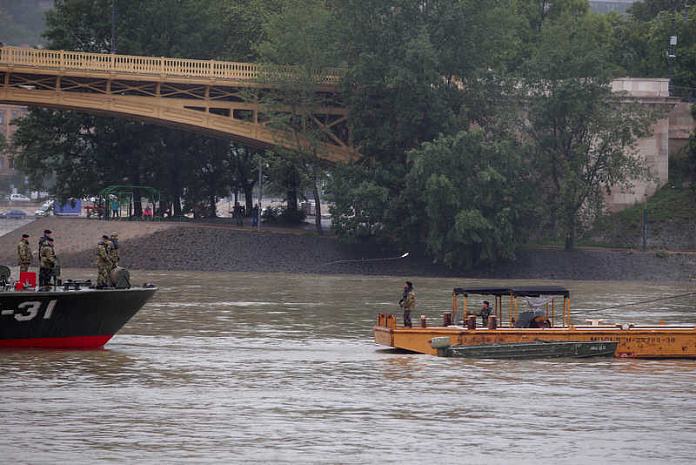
[0, 0, 47, 46]
[12, 0, 266, 216]
[5, 0, 685, 264]
[253, 0, 340, 230]
[326, 163, 391, 243]
[519, 12, 661, 249]
[405, 130, 535, 266]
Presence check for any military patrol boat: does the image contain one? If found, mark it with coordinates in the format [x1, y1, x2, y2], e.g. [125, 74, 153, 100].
[375, 286, 696, 358]
[0, 267, 156, 349]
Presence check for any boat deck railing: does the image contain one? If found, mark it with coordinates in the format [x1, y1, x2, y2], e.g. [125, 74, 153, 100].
[376, 313, 696, 331]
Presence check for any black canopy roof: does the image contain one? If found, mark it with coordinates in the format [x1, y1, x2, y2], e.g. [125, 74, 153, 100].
[510, 286, 570, 297]
[453, 286, 570, 298]
[453, 287, 512, 297]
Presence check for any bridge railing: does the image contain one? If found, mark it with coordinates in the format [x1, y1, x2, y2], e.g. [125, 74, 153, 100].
[0, 46, 342, 85]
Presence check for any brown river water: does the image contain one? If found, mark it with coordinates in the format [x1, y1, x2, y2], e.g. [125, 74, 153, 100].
[2, 270, 696, 464]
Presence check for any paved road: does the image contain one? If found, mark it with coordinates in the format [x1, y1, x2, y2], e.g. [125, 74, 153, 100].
[0, 218, 35, 238]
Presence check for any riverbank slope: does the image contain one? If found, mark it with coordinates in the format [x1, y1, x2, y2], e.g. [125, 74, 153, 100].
[0, 218, 694, 281]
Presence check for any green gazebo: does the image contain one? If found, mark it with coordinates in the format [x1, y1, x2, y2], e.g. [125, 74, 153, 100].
[98, 185, 161, 220]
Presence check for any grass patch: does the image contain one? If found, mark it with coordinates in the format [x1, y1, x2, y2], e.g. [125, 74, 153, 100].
[586, 186, 696, 248]
[615, 187, 696, 223]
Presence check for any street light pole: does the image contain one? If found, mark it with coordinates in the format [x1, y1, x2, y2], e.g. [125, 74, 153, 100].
[111, 0, 116, 54]
[257, 160, 263, 232]
[643, 194, 648, 250]
[665, 2, 690, 97]
[669, 9, 677, 96]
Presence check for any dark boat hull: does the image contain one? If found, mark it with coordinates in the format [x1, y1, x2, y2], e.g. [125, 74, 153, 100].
[437, 341, 619, 359]
[0, 287, 157, 348]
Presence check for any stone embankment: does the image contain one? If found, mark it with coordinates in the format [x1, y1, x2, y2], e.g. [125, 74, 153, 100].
[0, 218, 695, 281]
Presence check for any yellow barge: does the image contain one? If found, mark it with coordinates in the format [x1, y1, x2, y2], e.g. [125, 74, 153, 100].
[374, 286, 696, 358]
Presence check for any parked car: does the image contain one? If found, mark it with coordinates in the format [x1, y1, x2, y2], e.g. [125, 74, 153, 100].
[1, 210, 28, 219]
[35, 200, 54, 217]
[9, 194, 31, 202]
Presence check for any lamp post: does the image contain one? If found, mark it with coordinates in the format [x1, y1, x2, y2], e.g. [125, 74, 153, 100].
[669, 14, 676, 96]
[643, 193, 648, 250]
[257, 160, 264, 232]
[110, 0, 116, 54]
[662, 2, 690, 97]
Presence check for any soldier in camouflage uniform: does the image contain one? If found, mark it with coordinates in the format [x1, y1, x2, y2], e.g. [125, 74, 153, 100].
[96, 235, 113, 288]
[108, 233, 120, 286]
[17, 233, 32, 273]
[399, 281, 416, 328]
[108, 234, 119, 268]
[39, 237, 56, 288]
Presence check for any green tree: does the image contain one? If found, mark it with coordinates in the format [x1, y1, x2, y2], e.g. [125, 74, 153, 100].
[180, 136, 236, 218]
[228, 144, 261, 214]
[219, 0, 284, 61]
[610, 2, 695, 91]
[333, 1, 460, 163]
[13, 0, 269, 215]
[628, 0, 689, 22]
[0, 0, 48, 46]
[521, 13, 661, 249]
[404, 130, 534, 267]
[326, 163, 391, 243]
[45, 0, 229, 57]
[254, 0, 338, 231]
[325, 1, 538, 248]
[603, 12, 660, 78]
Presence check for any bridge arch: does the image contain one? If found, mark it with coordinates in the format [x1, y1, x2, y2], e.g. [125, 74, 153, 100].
[0, 47, 356, 163]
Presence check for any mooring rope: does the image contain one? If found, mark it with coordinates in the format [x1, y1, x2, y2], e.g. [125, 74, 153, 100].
[579, 291, 695, 314]
[311, 252, 409, 271]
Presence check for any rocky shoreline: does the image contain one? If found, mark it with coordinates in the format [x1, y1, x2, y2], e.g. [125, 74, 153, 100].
[0, 218, 694, 281]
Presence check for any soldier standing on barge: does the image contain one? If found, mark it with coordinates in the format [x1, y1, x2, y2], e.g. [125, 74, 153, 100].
[399, 281, 416, 328]
[17, 233, 32, 272]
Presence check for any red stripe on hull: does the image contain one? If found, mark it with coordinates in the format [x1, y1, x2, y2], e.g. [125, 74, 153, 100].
[0, 335, 113, 349]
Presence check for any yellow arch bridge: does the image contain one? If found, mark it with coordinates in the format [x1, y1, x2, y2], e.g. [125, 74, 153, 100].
[0, 46, 355, 163]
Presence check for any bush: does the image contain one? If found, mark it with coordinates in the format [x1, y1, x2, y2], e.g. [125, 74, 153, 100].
[279, 207, 306, 224]
[261, 207, 281, 223]
[261, 206, 306, 225]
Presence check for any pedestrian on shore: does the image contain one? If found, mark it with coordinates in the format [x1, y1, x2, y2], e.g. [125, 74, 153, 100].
[399, 281, 416, 328]
[111, 197, 119, 219]
[143, 205, 153, 220]
[17, 233, 31, 273]
[39, 237, 56, 289]
[234, 202, 243, 227]
[96, 235, 113, 288]
[252, 204, 259, 227]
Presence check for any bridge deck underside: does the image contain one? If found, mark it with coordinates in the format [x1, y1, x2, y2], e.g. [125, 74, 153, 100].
[0, 66, 355, 162]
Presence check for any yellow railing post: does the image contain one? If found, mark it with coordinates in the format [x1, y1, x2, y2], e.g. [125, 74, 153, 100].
[566, 298, 571, 327]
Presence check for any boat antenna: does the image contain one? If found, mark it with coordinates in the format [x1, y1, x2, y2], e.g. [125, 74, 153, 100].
[311, 252, 409, 272]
